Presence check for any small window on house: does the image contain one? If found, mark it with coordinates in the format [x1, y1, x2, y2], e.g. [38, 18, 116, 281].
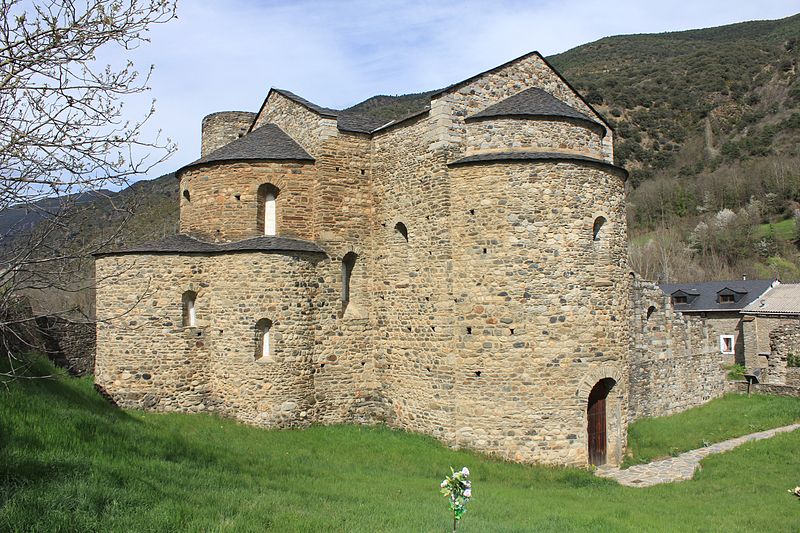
[719, 294, 735, 304]
[395, 222, 408, 242]
[646, 305, 656, 320]
[182, 291, 197, 327]
[673, 295, 687, 305]
[255, 318, 272, 362]
[342, 252, 357, 303]
[183, 189, 191, 202]
[592, 216, 606, 241]
[257, 183, 279, 236]
[720, 335, 735, 354]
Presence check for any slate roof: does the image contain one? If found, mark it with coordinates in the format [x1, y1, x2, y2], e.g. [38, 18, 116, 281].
[448, 151, 627, 177]
[742, 283, 800, 315]
[271, 89, 338, 117]
[658, 279, 776, 312]
[466, 88, 604, 133]
[177, 123, 314, 175]
[95, 234, 325, 256]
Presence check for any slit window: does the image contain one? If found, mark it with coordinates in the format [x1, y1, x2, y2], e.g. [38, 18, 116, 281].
[646, 305, 656, 320]
[257, 183, 279, 236]
[395, 222, 408, 242]
[342, 252, 357, 303]
[183, 189, 191, 202]
[182, 291, 197, 327]
[592, 216, 606, 241]
[255, 319, 272, 361]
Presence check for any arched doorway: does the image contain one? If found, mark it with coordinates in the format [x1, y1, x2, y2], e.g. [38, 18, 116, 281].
[587, 378, 615, 466]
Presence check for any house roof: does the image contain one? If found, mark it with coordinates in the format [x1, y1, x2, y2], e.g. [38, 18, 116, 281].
[448, 151, 627, 177]
[742, 283, 800, 315]
[658, 279, 776, 312]
[94, 234, 325, 257]
[176, 123, 314, 176]
[466, 88, 605, 134]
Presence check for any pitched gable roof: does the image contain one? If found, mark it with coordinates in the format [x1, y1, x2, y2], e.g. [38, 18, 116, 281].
[177, 123, 314, 176]
[466, 88, 605, 134]
[658, 279, 776, 312]
[742, 283, 800, 315]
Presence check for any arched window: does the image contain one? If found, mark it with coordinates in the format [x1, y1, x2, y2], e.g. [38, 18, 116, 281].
[395, 222, 408, 242]
[257, 183, 279, 236]
[182, 291, 197, 327]
[342, 252, 357, 303]
[646, 305, 656, 320]
[183, 189, 191, 202]
[592, 216, 607, 241]
[255, 318, 272, 361]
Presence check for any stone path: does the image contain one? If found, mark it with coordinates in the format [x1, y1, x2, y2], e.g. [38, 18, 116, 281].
[595, 423, 800, 487]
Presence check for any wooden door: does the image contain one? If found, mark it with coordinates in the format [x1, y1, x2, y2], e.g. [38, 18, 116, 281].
[587, 381, 608, 466]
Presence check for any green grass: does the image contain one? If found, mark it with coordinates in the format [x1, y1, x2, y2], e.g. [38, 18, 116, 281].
[758, 218, 796, 241]
[2, 356, 800, 532]
[625, 393, 800, 467]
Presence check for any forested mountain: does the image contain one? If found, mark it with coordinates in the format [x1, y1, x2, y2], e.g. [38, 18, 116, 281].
[550, 13, 800, 282]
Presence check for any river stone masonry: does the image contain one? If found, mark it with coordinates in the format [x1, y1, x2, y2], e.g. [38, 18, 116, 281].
[95, 51, 638, 467]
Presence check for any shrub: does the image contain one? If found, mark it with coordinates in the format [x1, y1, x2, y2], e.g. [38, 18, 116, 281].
[725, 363, 746, 380]
[787, 353, 800, 368]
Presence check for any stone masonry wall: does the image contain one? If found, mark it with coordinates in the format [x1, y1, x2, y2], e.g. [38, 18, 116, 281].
[448, 161, 630, 465]
[742, 315, 800, 369]
[95, 251, 322, 424]
[430, 53, 613, 164]
[371, 113, 457, 443]
[179, 161, 316, 242]
[38, 317, 96, 376]
[201, 112, 257, 157]
[766, 323, 800, 385]
[465, 118, 605, 159]
[256, 92, 338, 158]
[628, 278, 724, 420]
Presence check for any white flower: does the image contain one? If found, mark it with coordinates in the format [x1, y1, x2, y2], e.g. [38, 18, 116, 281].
[461, 467, 470, 476]
[464, 488, 472, 498]
[440, 480, 448, 488]
[464, 480, 471, 488]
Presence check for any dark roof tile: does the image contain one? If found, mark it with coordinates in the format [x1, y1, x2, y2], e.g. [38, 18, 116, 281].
[95, 234, 325, 256]
[177, 124, 314, 175]
[448, 151, 626, 177]
[659, 279, 777, 312]
[467, 88, 603, 132]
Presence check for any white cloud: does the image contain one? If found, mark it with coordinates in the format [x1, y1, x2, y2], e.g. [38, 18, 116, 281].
[117, 0, 799, 179]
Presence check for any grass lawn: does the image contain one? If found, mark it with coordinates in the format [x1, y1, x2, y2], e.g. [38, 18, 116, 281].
[625, 393, 800, 467]
[757, 218, 796, 241]
[2, 356, 800, 532]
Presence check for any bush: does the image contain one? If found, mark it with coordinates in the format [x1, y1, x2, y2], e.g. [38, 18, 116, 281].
[788, 353, 800, 368]
[725, 363, 746, 380]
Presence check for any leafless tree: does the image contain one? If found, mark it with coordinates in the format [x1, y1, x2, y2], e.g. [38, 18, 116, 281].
[0, 0, 177, 381]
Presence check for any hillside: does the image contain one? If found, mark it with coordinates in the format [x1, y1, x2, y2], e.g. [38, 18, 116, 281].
[550, 14, 800, 281]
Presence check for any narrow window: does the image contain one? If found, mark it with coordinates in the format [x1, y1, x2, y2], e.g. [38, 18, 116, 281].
[592, 216, 606, 241]
[257, 184, 279, 236]
[183, 189, 191, 202]
[646, 305, 656, 320]
[720, 335, 735, 354]
[255, 318, 272, 361]
[342, 252, 357, 303]
[395, 222, 408, 242]
[182, 291, 197, 327]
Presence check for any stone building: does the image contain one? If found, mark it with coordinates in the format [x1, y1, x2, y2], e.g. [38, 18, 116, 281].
[95, 51, 632, 467]
[741, 283, 800, 375]
[658, 279, 776, 367]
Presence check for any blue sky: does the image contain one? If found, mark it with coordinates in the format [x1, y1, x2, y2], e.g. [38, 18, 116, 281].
[121, 0, 800, 179]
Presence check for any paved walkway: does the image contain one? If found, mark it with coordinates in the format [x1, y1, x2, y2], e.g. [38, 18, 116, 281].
[595, 423, 800, 487]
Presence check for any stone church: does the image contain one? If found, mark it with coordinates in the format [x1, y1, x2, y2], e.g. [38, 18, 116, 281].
[95, 51, 633, 467]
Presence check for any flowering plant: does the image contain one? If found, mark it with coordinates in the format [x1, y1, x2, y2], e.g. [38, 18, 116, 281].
[440, 466, 472, 531]
[789, 486, 800, 498]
